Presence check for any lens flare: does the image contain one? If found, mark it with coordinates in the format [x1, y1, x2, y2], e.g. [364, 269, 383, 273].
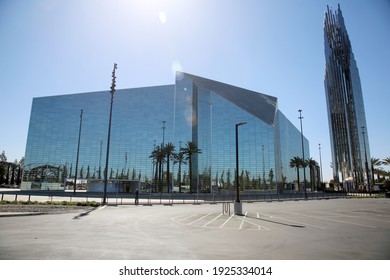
[171, 60, 184, 79]
[159, 11, 167, 24]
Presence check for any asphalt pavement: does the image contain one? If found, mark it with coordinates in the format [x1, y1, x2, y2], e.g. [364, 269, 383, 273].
[1, 198, 389, 260]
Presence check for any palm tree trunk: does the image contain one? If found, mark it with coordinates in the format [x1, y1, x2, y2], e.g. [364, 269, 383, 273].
[154, 162, 158, 192]
[158, 159, 162, 193]
[189, 155, 192, 194]
[178, 163, 182, 193]
[310, 166, 314, 191]
[166, 155, 170, 193]
[296, 167, 300, 192]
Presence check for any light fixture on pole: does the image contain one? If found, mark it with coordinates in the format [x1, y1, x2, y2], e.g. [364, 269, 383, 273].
[103, 63, 117, 205]
[235, 121, 247, 215]
[298, 109, 308, 199]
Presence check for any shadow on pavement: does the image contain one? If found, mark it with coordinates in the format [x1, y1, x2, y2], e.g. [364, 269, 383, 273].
[73, 207, 99, 220]
[246, 214, 305, 228]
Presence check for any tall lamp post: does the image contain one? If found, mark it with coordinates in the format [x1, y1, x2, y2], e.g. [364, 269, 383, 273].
[361, 126, 370, 191]
[298, 109, 308, 199]
[319, 143, 323, 184]
[161, 120, 166, 193]
[73, 109, 83, 195]
[103, 63, 117, 205]
[235, 121, 247, 215]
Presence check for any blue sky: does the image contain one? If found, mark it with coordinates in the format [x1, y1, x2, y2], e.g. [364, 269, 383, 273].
[1, 0, 389, 181]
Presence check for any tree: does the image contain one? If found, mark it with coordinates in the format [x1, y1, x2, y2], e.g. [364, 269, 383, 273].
[173, 151, 187, 193]
[219, 170, 225, 189]
[245, 170, 250, 190]
[382, 157, 390, 167]
[371, 157, 383, 183]
[226, 169, 231, 189]
[307, 158, 319, 191]
[163, 143, 175, 193]
[80, 166, 84, 179]
[215, 171, 219, 191]
[268, 168, 274, 189]
[86, 165, 91, 179]
[16, 157, 24, 185]
[0, 151, 7, 162]
[0, 151, 7, 185]
[180, 141, 202, 193]
[290, 156, 304, 191]
[149, 146, 165, 192]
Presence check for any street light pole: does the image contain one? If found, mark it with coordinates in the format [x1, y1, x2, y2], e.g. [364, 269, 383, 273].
[103, 63, 117, 205]
[319, 143, 323, 184]
[161, 120, 166, 193]
[361, 126, 370, 192]
[298, 109, 308, 199]
[235, 121, 247, 215]
[262, 144, 265, 190]
[73, 109, 83, 195]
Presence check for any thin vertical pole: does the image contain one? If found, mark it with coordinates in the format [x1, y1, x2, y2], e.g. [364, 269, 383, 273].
[362, 126, 370, 191]
[299, 109, 308, 199]
[103, 63, 117, 205]
[74, 109, 83, 195]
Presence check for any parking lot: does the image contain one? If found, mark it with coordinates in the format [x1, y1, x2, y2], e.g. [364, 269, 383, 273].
[1, 198, 389, 259]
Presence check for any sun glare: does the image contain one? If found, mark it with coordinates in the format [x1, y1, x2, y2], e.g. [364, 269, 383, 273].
[159, 11, 167, 24]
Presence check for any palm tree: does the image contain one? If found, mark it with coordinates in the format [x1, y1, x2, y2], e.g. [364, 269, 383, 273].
[290, 156, 303, 191]
[149, 146, 165, 192]
[383, 157, 390, 166]
[163, 143, 175, 193]
[307, 158, 319, 191]
[382, 157, 390, 181]
[371, 157, 383, 184]
[180, 141, 202, 193]
[173, 152, 187, 193]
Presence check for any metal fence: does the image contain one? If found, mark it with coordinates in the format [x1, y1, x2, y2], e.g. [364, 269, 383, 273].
[0, 189, 348, 205]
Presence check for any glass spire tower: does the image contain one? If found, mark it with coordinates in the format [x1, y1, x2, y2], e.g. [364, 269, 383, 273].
[324, 5, 371, 190]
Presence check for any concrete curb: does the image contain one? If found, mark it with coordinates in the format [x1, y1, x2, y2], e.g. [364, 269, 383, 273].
[0, 212, 47, 218]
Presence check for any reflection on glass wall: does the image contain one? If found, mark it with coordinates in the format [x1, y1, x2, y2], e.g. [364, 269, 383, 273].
[23, 72, 310, 192]
[23, 86, 175, 189]
[174, 73, 310, 193]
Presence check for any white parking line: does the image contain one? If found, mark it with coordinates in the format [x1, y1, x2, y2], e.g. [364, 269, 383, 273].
[175, 213, 199, 223]
[238, 212, 248, 230]
[219, 214, 234, 228]
[237, 213, 270, 231]
[187, 213, 213, 226]
[259, 213, 326, 230]
[313, 210, 390, 224]
[294, 213, 377, 229]
[202, 213, 223, 227]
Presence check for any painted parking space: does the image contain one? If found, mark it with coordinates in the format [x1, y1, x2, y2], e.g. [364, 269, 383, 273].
[172, 207, 390, 231]
[173, 211, 272, 231]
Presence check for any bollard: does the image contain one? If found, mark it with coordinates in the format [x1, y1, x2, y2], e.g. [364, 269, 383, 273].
[222, 202, 231, 216]
[15, 194, 18, 202]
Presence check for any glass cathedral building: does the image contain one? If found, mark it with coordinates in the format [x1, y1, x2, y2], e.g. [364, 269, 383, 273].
[22, 72, 309, 192]
[324, 5, 371, 189]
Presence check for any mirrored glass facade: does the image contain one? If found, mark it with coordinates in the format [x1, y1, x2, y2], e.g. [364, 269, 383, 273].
[324, 5, 371, 189]
[22, 72, 309, 192]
